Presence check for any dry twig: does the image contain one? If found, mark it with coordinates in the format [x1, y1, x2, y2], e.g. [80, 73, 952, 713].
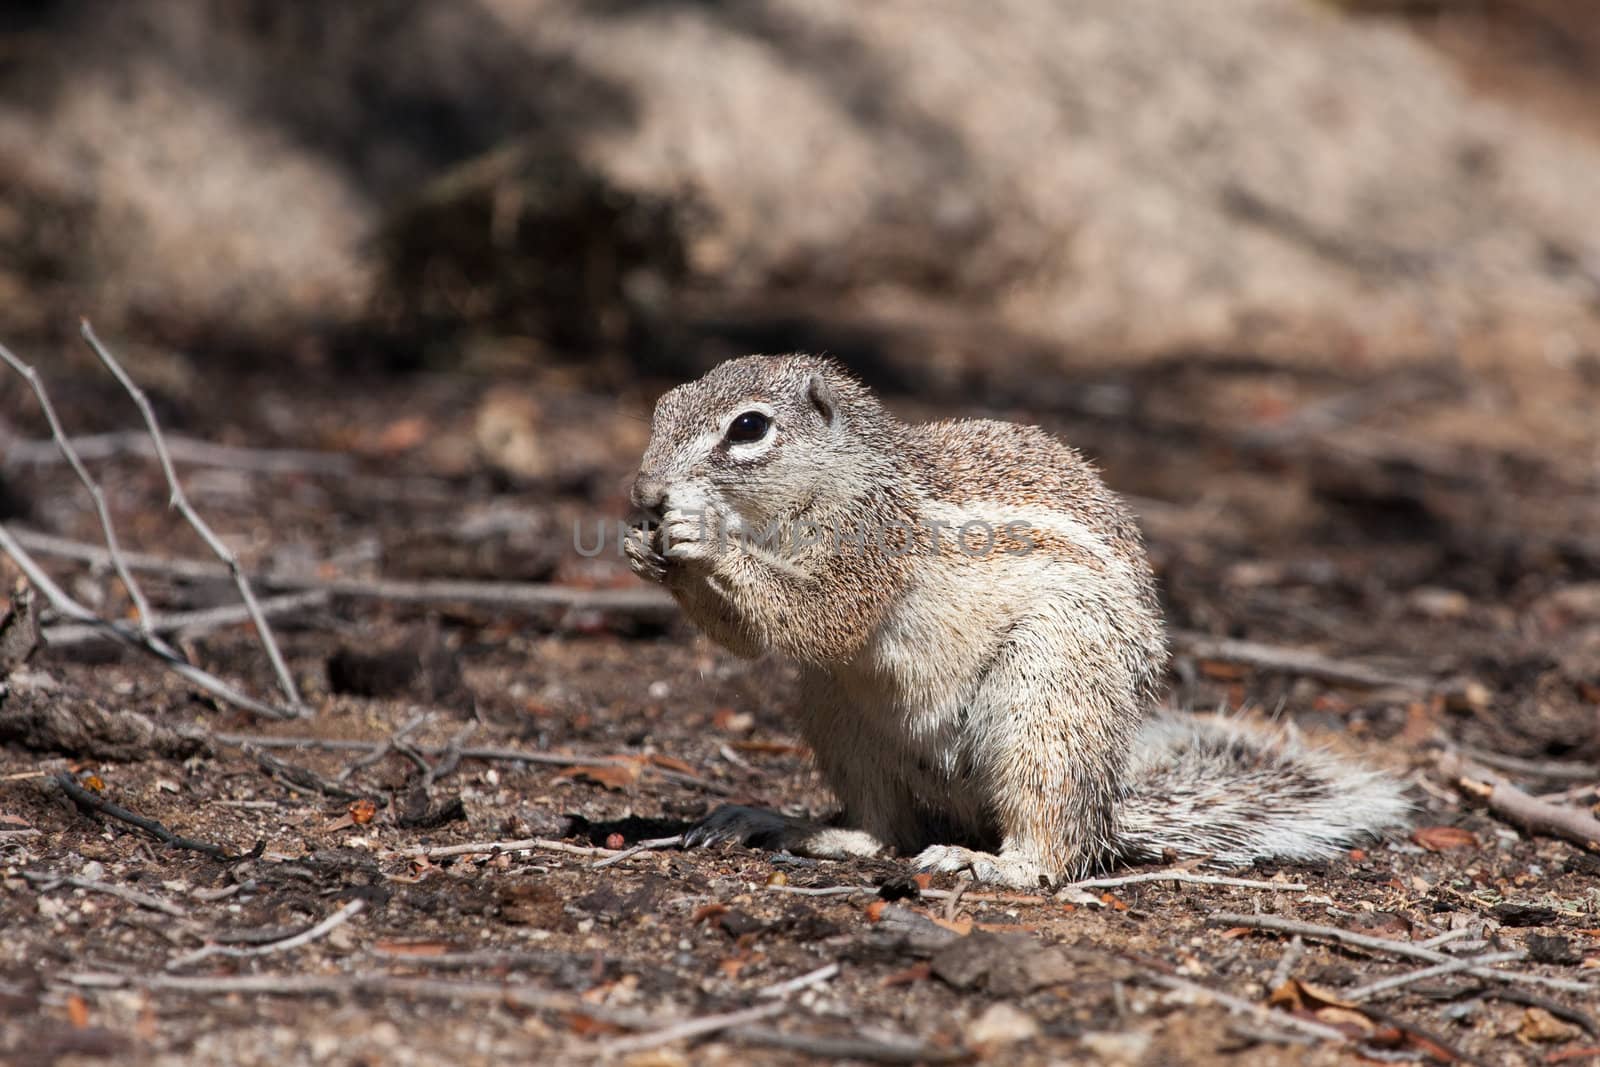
[0, 526, 291, 717]
[81, 321, 306, 713]
[1438, 752, 1600, 852]
[1170, 630, 1429, 691]
[1069, 870, 1307, 892]
[167, 899, 365, 970]
[754, 962, 840, 999]
[0, 339, 159, 636]
[1345, 950, 1526, 1002]
[1211, 912, 1596, 994]
[1456, 746, 1598, 783]
[9, 526, 679, 618]
[1146, 971, 1349, 1045]
[597, 1001, 789, 1057]
[392, 838, 621, 861]
[590, 834, 685, 869]
[727, 1027, 959, 1064]
[43, 590, 328, 648]
[55, 772, 248, 862]
[23, 870, 187, 918]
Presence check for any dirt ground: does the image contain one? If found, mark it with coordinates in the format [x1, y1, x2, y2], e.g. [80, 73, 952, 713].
[1, 337, 1597, 1066]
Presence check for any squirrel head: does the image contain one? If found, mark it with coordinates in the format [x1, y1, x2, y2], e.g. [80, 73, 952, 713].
[632, 354, 895, 529]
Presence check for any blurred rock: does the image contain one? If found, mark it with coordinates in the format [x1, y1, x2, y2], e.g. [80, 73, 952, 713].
[0, 0, 1597, 379]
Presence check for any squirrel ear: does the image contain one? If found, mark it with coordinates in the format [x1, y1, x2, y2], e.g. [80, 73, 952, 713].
[806, 373, 838, 425]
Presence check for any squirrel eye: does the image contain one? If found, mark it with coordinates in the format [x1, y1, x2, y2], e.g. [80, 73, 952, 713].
[725, 410, 771, 444]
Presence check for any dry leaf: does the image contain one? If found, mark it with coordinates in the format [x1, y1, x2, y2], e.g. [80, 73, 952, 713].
[1099, 892, 1129, 911]
[371, 416, 431, 454]
[691, 903, 729, 925]
[1411, 825, 1479, 852]
[1198, 660, 1249, 681]
[1268, 981, 1376, 1036]
[1519, 1007, 1582, 1044]
[880, 961, 933, 987]
[646, 754, 697, 776]
[557, 763, 641, 791]
[349, 798, 378, 825]
[564, 1011, 624, 1037]
[66, 994, 89, 1029]
[373, 940, 451, 956]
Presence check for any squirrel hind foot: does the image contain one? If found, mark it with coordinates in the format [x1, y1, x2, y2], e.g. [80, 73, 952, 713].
[911, 845, 1055, 889]
[1115, 714, 1412, 866]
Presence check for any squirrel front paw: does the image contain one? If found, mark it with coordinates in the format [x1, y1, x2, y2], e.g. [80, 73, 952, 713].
[660, 505, 726, 564]
[623, 524, 668, 584]
[912, 845, 1052, 889]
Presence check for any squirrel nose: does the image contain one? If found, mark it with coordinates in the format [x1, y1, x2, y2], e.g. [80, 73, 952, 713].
[631, 474, 668, 520]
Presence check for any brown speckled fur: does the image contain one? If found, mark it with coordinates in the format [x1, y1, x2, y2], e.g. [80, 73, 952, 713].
[627, 355, 1408, 887]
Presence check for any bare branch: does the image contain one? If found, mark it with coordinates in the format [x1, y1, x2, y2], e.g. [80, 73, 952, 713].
[1211, 912, 1597, 995]
[80, 320, 306, 712]
[42, 590, 328, 648]
[167, 899, 365, 970]
[1345, 950, 1527, 1002]
[1437, 752, 1600, 852]
[754, 962, 840, 999]
[10, 526, 679, 618]
[2, 428, 353, 475]
[597, 1001, 788, 1057]
[1, 523, 294, 718]
[0, 339, 159, 637]
[590, 834, 685, 869]
[1170, 630, 1430, 691]
[1069, 870, 1308, 892]
[23, 870, 188, 918]
[391, 838, 621, 861]
[1146, 970, 1349, 1045]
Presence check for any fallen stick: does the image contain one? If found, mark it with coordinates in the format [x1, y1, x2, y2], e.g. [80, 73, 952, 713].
[727, 1026, 961, 1065]
[1453, 746, 1599, 784]
[1069, 870, 1307, 892]
[754, 962, 841, 999]
[0, 524, 293, 719]
[55, 772, 248, 862]
[82, 321, 307, 712]
[0, 339, 159, 638]
[23, 870, 188, 918]
[1146, 971, 1349, 1045]
[590, 834, 686, 869]
[42, 591, 329, 648]
[338, 713, 429, 782]
[392, 838, 621, 861]
[1437, 752, 1600, 852]
[1345, 950, 1526, 1002]
[167, 899, 365, 970]
[1211, 912, 1596, 995]
[597, 1001, 789, 1057]
[211, 733, 731, 795]
[1, 430, 354, 475]
[11, 526, 679, 618]
[1170, 630, 1430, 691]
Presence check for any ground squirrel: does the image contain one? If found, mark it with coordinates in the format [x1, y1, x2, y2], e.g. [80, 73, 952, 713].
[626, 354, 1409, 887]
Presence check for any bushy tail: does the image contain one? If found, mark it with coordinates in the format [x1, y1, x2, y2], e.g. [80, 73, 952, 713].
[1115, 714, 1411, 865]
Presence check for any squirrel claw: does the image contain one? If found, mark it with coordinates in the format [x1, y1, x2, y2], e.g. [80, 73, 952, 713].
[623, 529, 668, 584]
[912, 845, 1049, 889]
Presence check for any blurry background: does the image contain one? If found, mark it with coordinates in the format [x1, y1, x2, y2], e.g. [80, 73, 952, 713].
[1, 0, 1598, 751]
